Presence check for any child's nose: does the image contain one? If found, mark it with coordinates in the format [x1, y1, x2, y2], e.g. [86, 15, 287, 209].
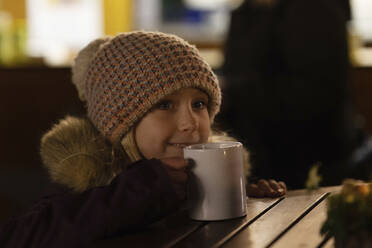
[177, 107, 198, 132]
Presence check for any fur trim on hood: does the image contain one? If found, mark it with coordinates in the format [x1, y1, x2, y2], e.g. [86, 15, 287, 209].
[40, 116, 124, 192]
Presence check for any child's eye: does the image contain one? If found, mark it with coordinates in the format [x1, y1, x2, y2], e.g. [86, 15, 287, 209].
[192, 100, 207, 109]
[157, 101, 173, 110]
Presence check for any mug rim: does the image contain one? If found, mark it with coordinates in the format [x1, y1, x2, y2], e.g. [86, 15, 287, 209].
[184, 141, 242, 150]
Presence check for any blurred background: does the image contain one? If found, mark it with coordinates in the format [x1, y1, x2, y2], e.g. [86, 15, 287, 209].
[0, 0, 371, 223]
[0, 0, 245, 68]
[0, 0, 371, 68]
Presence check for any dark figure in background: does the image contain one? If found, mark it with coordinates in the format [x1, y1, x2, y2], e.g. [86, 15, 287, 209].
[219, 0, 371, 189]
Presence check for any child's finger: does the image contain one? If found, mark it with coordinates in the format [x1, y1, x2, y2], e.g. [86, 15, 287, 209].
[278, 181, 287, 193]
[258, 179, 275, 196]
[267, 179, 286, 196]
[246, 183, 258, 196]
[246, 183, 265, 198]
[268, 179, 281, 191]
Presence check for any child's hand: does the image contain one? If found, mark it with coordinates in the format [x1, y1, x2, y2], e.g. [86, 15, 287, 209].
[246, 179, 287, 198]
[160, 157, 188, 201]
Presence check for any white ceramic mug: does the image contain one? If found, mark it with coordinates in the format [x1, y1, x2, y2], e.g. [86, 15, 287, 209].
[184, 142, 247, 221]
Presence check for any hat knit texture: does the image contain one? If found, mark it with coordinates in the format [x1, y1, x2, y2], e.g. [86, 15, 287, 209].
[72, 31, 221, 144]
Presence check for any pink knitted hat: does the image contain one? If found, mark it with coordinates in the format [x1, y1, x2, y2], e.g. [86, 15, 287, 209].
[72, 31, 221, 144]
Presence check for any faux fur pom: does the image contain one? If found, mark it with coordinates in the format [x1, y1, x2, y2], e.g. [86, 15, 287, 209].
[40, 116, 117, 192]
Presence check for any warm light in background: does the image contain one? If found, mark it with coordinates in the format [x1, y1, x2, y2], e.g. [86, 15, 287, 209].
[0, 0, 133, 66]
[350, 0, 372, 65]
[103, 0, 132, 36]
[351, 0, 372, 41]
[26, 0, 103, 66]
[1, 0, 372, 67]
[184, 0, 243, 10]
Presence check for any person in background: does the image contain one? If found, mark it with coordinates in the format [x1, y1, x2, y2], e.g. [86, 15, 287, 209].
[219, 0, 371, 189]
[0, 31, 286, 248]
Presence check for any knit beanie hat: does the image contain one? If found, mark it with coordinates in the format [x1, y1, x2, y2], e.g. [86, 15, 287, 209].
[72, 31, 221, 144]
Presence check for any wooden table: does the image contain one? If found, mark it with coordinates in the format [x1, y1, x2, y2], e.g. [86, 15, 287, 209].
[94, 186, 341, 248]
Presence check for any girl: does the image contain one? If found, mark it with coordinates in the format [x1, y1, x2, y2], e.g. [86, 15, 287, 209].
[0, 31, 286, 248]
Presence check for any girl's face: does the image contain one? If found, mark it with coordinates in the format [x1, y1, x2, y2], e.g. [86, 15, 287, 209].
[134, 88, 211, 159]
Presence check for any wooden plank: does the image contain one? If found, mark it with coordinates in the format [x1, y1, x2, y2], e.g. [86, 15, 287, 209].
[272, 187, 341, 248]
[173, 197, 282, 248]
[271, 198, 328, 248]
[284, 186, 340, 197]
[222, 191, 329, 248]
[92, 209, 203, 248]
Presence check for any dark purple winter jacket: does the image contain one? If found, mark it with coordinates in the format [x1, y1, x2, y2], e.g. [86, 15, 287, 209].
[0, 159, 180, 248]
